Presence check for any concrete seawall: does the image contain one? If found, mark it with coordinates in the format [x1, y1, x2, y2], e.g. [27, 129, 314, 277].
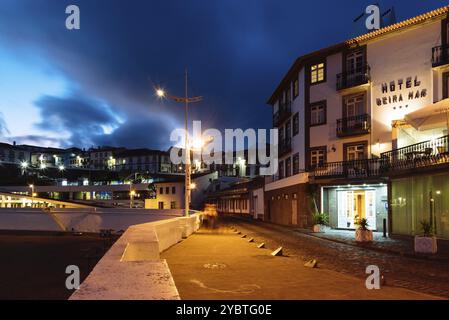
[70, 214, 201, 300]
[0, 208, 185, 233]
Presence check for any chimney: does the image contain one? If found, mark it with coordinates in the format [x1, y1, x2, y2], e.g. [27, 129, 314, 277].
[13, 141, 16, 146]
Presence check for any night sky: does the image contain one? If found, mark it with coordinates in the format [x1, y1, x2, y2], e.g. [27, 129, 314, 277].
[0, 0, 447, 150]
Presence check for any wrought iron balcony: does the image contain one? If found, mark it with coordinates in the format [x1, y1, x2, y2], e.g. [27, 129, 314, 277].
[336, 65, 370, 90]
[336, 113, 371, 137]
[278, 138, 292, 157]
[381, 135, 449, 173]
[273, 101, 291, 127]
[310, 158, 384, 180]
[432, 44, 449, 67]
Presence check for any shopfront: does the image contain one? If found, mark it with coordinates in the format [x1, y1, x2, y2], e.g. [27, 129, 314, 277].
[322, 184, 388, 231]
[391, 172, 449, 239]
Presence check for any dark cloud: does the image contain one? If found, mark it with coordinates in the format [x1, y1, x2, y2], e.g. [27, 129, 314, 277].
[32, 93, 175, 150]
[34, 93, 121, 147]
[92, 118, 175, 151]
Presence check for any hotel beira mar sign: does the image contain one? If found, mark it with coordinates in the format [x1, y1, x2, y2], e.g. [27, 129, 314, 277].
[376, 76, 427, 110]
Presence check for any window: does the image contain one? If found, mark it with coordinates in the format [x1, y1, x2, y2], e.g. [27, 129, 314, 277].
[285, 157, 291, 177]
[286, 87, 291, 104]
[443, 72, 449, 99]
[170, 201, 176, 209]
[279, 160, 284, 179]
[172, 186, 176, 194]
[310, 147, 326, 168]
[310, 101, 326, 126]
[310, 62, 325, 84]
[159, 187, 163, 195]
[279, 125, 284, 143]
[158, 201, 164, 209]
[293, 153, 300, 175]
[344, 93, 365, 118]
[346, 49, 365, 74]
[293, 78, 299, 98]
[293, 113, 299, 136]
[166, 187, 170, 194]
[345, 142, 367, 161]
[286, 120, 291, 140]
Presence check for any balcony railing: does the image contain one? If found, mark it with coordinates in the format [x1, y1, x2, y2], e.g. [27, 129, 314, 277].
[381, 135, 449, 173]
[432, 44, 449, 67]
[273, 101, 291, 127]
[336, 65, 370, 90]
[336, 113, 371, 137]
[311, 158, 384, 179]
[278, 138, 292, 156]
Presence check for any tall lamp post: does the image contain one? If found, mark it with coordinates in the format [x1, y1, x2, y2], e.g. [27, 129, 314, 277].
[155, 70, 203, 217]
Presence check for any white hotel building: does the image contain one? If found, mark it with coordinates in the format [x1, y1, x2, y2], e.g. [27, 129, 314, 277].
[266, 6, 449, 239]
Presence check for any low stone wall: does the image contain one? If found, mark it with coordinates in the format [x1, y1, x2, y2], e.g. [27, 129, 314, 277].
[70, 214, 201, 300]
[0, 208, 185, 233]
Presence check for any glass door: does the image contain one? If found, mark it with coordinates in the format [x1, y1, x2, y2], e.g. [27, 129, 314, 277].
[337, 189, 376, 229]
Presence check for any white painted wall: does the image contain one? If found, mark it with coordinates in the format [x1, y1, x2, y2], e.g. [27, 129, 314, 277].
[0, 208, 183, 232]
[252, 187, 264, 219]
[369, 20, 441, 152]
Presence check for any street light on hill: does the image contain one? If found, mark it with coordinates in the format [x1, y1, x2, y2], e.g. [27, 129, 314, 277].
[155, 69, 203, 217]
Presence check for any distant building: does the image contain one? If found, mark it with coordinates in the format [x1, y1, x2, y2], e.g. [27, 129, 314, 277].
[0, 142, 30, 165]
[89, 146, 125, 170]
[206, 176, 265, 219]
[144, 172, 217, 210]
[113, 148, 172, 173]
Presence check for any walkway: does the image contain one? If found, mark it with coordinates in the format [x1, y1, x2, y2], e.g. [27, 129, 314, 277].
[161, 226, 440, 300]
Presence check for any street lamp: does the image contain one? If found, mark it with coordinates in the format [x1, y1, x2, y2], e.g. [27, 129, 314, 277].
[129, 190, 136, 209]
[29, 184, 35, 207]
[20, 161, 28, 175]
[155, 70, 203, 217]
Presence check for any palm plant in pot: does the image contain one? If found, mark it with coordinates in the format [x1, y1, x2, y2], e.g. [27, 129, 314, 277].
[355, 218, 373, 242]
[312, 212, 329, 233]
[414, 220, 437, 254]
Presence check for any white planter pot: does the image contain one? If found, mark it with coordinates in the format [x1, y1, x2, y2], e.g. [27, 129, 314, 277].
[355, 229, 373, 242]
[414, 236, 437, 254]
[312, 224, 325, 233]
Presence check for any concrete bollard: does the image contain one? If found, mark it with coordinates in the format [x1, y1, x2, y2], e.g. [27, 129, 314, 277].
[247, 238, 254, 242]
[241, 234, 247, 238]
[257, 243, 265, 248]
[304, 259, 318, 268]
[271, 247, 283, 256]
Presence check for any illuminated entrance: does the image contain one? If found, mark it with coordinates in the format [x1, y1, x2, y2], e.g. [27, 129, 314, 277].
[322, 184, 387, 232]
[337, 189, 376, 229]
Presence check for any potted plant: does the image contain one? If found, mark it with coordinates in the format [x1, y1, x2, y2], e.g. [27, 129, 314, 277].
[355, 218, 373, 242]
[414, 220, 437, 254]
[312, 213, 328, 233]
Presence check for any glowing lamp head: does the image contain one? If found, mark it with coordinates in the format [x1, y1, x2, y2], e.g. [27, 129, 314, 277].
[32, 193, 37, 197]
[58, 165, 65, 171]
[190, 182, 197, 190]
[20, 161, 28, 169]
[29, 184, 34, 188]
[130, 190, 136, 196]
[156, 88, 166, 98]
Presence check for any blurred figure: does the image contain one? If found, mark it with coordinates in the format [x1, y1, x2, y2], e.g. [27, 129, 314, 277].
[202, 204, 218, 229]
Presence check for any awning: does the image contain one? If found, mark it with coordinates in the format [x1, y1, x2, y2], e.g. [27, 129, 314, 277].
[404, 98, 449, 131]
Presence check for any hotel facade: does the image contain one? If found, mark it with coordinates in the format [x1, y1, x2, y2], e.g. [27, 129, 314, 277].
[266, 6, 449, 239]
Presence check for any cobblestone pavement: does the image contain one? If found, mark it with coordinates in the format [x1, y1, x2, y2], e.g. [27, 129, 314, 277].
[220, 215, 449, 299]
[300, 229, 449, 261]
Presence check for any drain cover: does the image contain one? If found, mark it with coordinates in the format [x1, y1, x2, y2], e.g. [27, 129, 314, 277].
[203, 263, 227, 269]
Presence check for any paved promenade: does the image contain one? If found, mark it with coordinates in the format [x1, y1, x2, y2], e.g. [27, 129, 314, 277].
[162, 226, 441, 300]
